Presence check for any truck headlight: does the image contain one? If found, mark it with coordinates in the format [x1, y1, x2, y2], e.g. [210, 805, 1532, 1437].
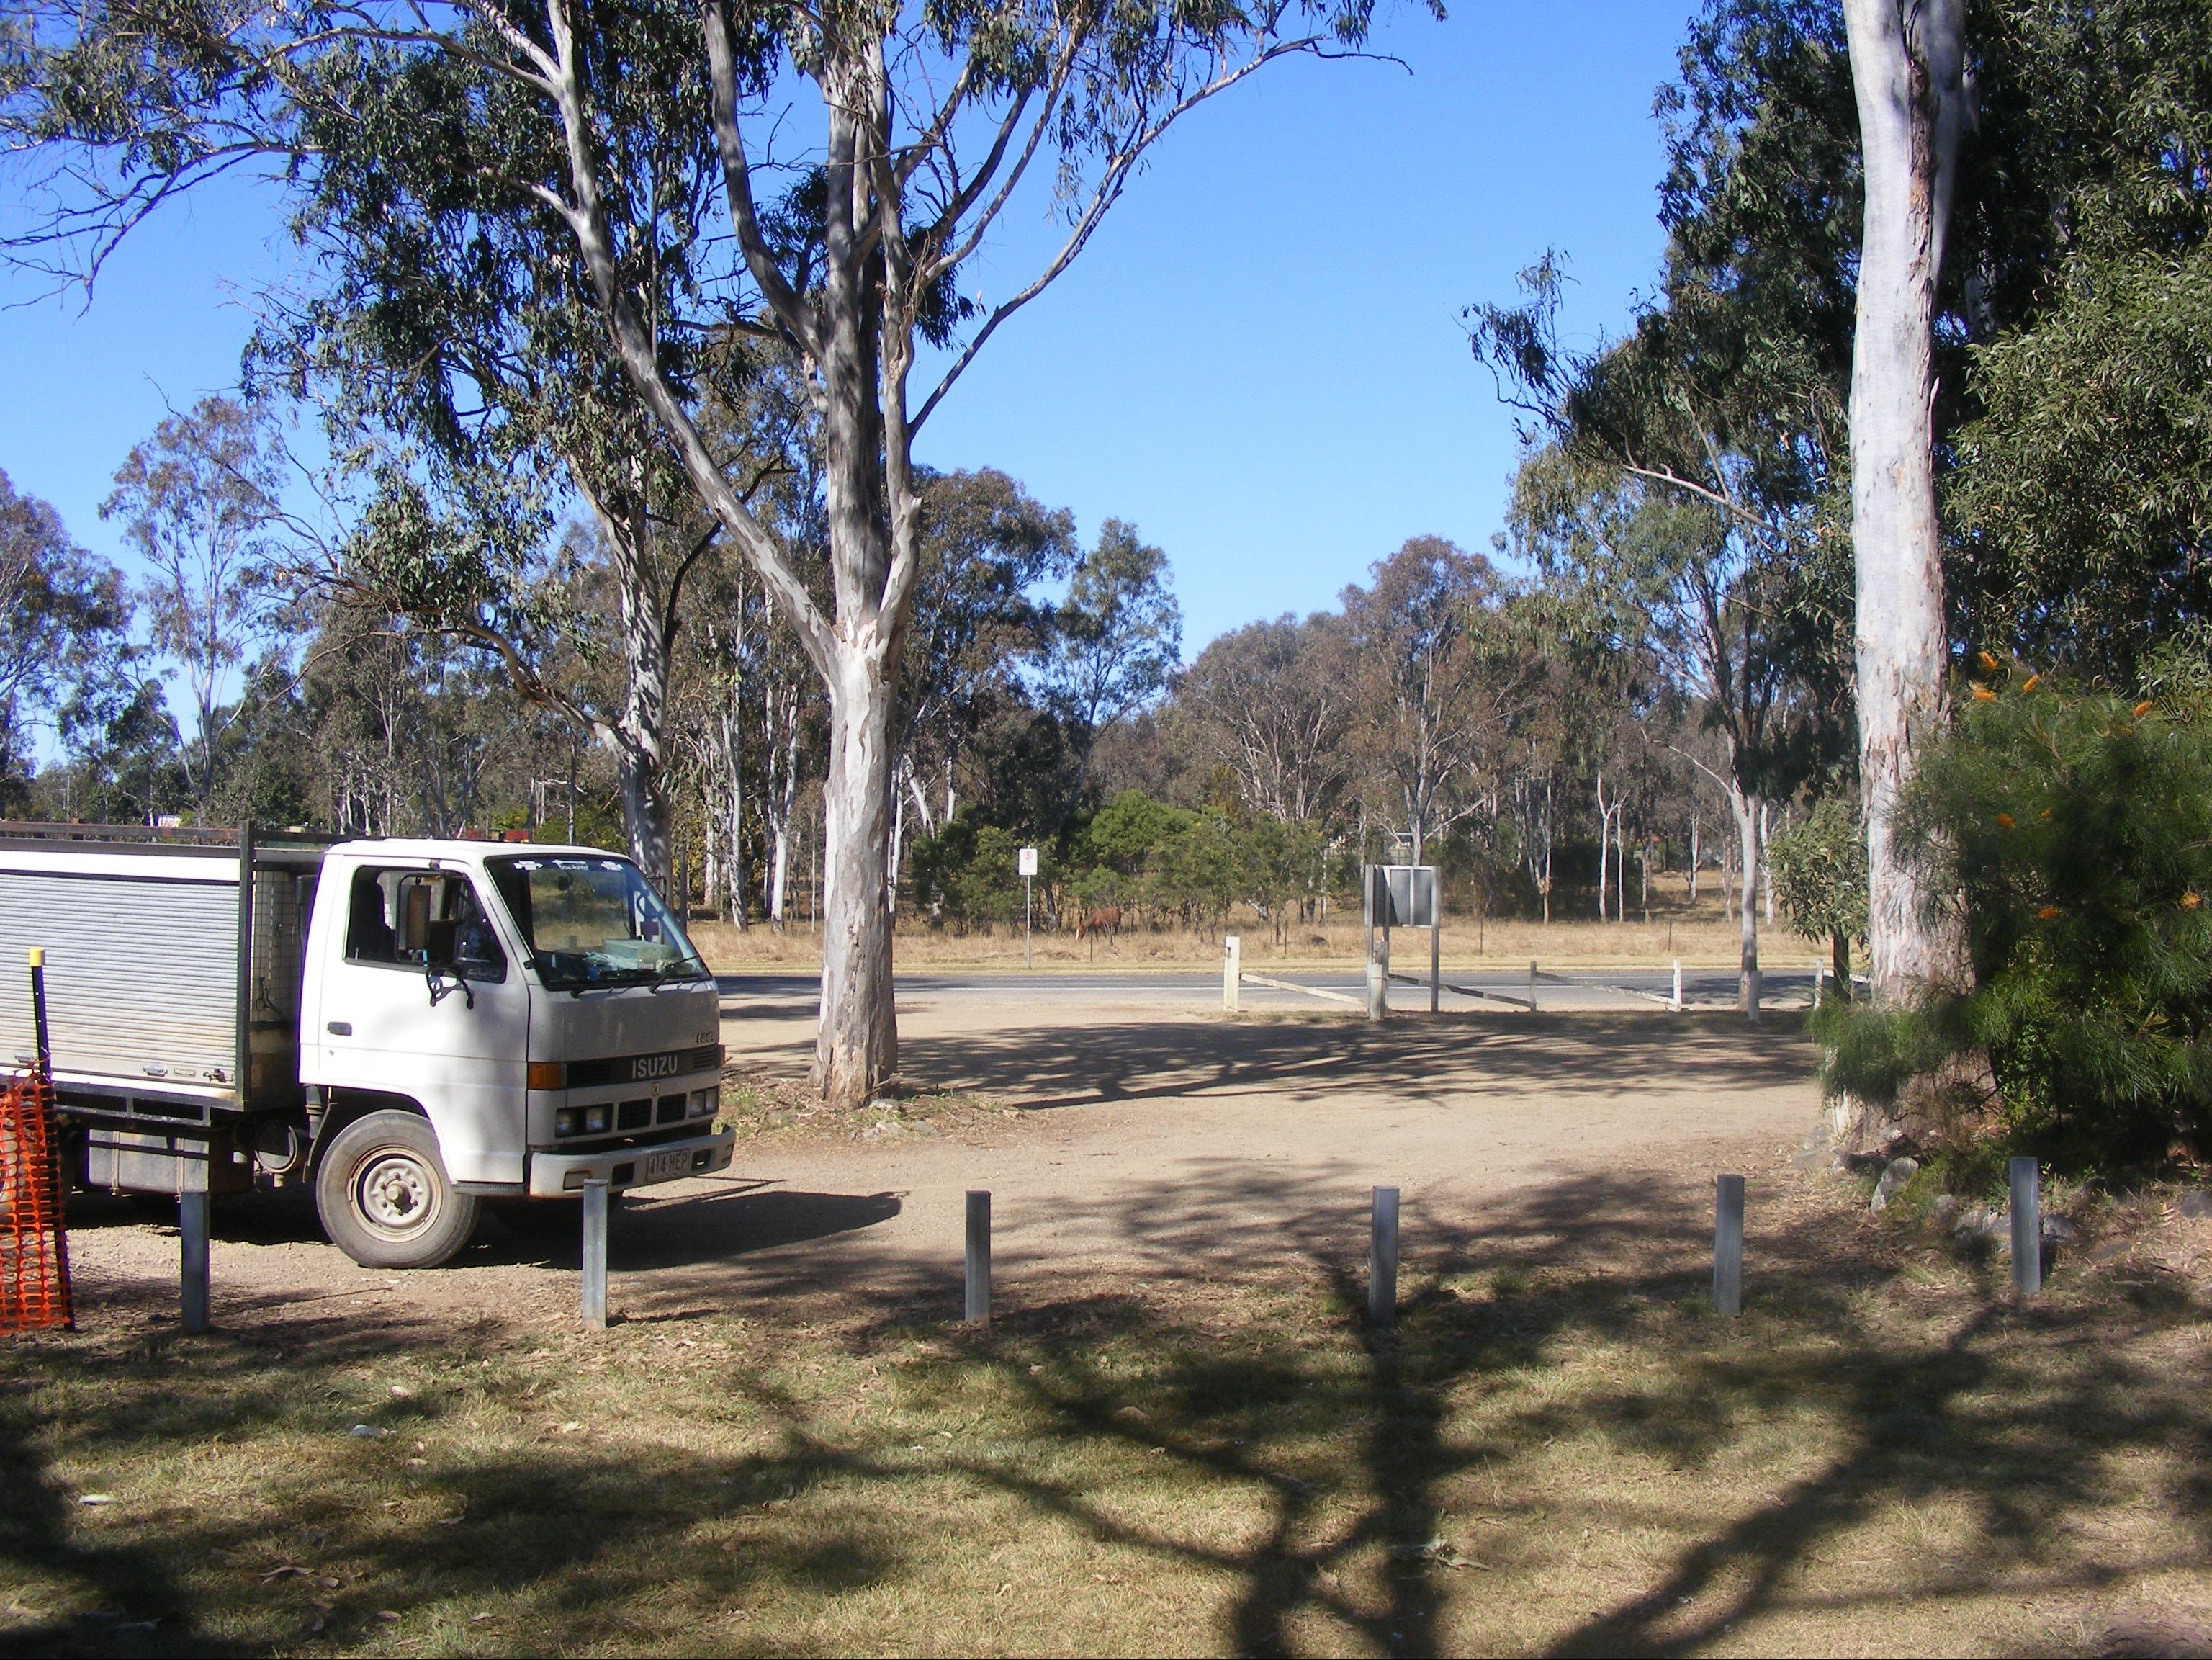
[688, 1087, 719, 1119]
[556, 1105, 611, 1138]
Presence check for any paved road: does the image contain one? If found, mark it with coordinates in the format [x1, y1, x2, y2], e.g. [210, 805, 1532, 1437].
[717, 965, 1816, 1015]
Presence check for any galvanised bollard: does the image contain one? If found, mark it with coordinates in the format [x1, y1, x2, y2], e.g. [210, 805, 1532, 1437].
[580, 1179, 610, 1330]
[1370, 1185, 1399, 1328]
[965, 1190, 992, 1327]
[179, 1190, 210, 1334]
[1713, 1175, 1744, 1317]
[2010, 1157, 2041, 1298]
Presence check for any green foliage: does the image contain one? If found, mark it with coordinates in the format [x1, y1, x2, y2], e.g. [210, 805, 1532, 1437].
[1954, 243, 2212, 677]
[909, 812, 1026, 932]
[1076, 790, 1192, 875]
[1766, 792, 1866, 979]
[1820, 652, 2212, 1167]
[0, 469, 137, 803]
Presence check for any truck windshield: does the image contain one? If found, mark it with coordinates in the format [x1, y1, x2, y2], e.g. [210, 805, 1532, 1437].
[484, 856, 710, 989]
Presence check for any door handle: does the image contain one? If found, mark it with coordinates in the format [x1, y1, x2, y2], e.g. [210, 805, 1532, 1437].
[326, 1020, 353, 1036]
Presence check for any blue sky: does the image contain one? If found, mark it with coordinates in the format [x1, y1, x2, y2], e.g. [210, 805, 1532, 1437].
[0, 0, 1691, 654]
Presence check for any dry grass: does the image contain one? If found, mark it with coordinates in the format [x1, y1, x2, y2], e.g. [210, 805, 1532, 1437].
[6, 1167, 2212, 1657]
[693, 879, 1808, 974]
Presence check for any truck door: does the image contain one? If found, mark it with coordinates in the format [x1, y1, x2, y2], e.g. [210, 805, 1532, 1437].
[314, 864, 531, 1185]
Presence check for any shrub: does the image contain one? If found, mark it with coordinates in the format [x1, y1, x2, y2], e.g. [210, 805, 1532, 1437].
[1767, 793, 1867, 986]
[1819, 647, 2212, 1170]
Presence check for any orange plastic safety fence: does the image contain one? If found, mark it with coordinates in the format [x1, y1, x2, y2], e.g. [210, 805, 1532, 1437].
[0, 1069, 73, 1333]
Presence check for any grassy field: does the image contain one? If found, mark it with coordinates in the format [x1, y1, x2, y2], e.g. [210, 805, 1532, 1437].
[693, 881, 1806, 974]
[5, 1166, 2209, 1658]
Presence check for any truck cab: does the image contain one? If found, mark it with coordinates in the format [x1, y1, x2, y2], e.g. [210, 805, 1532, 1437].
[300, 841, 734, 1267]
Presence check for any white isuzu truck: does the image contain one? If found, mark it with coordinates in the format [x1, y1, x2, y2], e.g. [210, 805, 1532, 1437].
[0, 823, 734, 1268]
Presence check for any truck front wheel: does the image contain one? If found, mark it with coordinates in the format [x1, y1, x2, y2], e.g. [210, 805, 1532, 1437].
[315, 1111, 480, 1269]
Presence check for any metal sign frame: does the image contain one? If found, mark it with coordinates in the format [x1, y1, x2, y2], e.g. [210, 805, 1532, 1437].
[1362, 863, 1441, 1017]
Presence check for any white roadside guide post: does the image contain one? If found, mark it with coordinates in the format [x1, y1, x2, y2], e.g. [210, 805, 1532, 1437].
[1223, 935, 1241, 1013]
[1017, 846, 1038, 969]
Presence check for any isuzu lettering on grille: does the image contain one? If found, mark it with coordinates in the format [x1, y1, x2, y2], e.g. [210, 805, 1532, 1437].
[631, 1052, 684, 1080]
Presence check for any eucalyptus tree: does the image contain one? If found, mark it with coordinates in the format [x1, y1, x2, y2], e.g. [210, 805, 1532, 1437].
[1037, 520, 1182, 812]
[1839, 0, 1969, 1008]
[3, 0, 1400, 1103]
[1339, 537, 1529, 866]
[102, 396, 289, 812]
[0, 471, 135, 809]
[1171, 612, 1354, 828]
[896, 469, 1076, 851]
[1509, 448, 1844, 1011]
[1949, 0, 2212, 679]
[1469, 0, 1859, 1004]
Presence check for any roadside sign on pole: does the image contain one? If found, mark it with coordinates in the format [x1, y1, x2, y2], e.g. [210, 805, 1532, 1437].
[1017, 847, 1038, 968]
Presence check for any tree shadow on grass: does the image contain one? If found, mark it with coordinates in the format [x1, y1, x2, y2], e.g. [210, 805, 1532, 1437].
[8, 1164, 2211, 1656]
[897, 1164, 2212, 1655]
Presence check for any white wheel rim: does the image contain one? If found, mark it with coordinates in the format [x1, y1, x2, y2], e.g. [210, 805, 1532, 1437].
[354, 1151, 439, 1240]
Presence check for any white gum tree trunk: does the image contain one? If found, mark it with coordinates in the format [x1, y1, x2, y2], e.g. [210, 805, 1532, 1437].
[1843, 0, 1969, 1003]
[818, 645, 899, 1103]
[1730, 781, 1764, 1016]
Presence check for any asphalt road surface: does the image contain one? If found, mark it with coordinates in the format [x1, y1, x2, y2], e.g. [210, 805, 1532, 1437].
[718, 965, 1814, 1015]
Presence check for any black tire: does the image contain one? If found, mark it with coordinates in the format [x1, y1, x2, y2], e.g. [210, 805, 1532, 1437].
[314, 1110, 479, 1269]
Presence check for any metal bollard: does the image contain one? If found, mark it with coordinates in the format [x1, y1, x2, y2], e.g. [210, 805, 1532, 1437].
[1369, 1185, 1399, 1328]
[1713, 1175, 1744, 1316]
[580, 1179, 609, 1329]
[1223, 935, 1241, 1014]
[179, 1190, 210, 1334]
[965, 1190, 992, 1325]
[2010, 1157, 2041, 1298]
[1429, 923, 1440, 1015]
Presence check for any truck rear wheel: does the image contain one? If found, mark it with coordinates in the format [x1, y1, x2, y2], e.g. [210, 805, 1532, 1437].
[315, 1111, 479, 1269]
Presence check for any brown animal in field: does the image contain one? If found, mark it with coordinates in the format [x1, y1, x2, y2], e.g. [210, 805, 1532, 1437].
[1074, 906, 1123, 946]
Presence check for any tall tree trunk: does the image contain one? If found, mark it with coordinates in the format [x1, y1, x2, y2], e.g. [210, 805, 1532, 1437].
[817, 647, 898, 1101]
[1843, 0, 1969, 1004]
[888, 769, 905, 916]
[1731, 783, 1763, 1018]
[1615, 812, 1627, 922]
[1601, 779, 1619, 929]
[1760, 802, 1776, 925]
[1688, 810, 1701, 902]
[581, 490, 673, 894]
[1540, 776, 1553, 925]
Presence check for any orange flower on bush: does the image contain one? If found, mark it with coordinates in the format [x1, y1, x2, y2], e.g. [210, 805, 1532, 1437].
[2136, 700, 2155, 717]
[2022, 674, 2041, 692]
[2038, 905, 2062, 920]
[1971, 684, 1997, 702]
[1995, 813, 2015, 829]
[2185, 894, 2203, 910]
[1978, 650, 2001, 672]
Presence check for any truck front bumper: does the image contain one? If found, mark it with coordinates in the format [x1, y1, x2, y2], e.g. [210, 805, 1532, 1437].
[526, 1128, 735, 1197]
